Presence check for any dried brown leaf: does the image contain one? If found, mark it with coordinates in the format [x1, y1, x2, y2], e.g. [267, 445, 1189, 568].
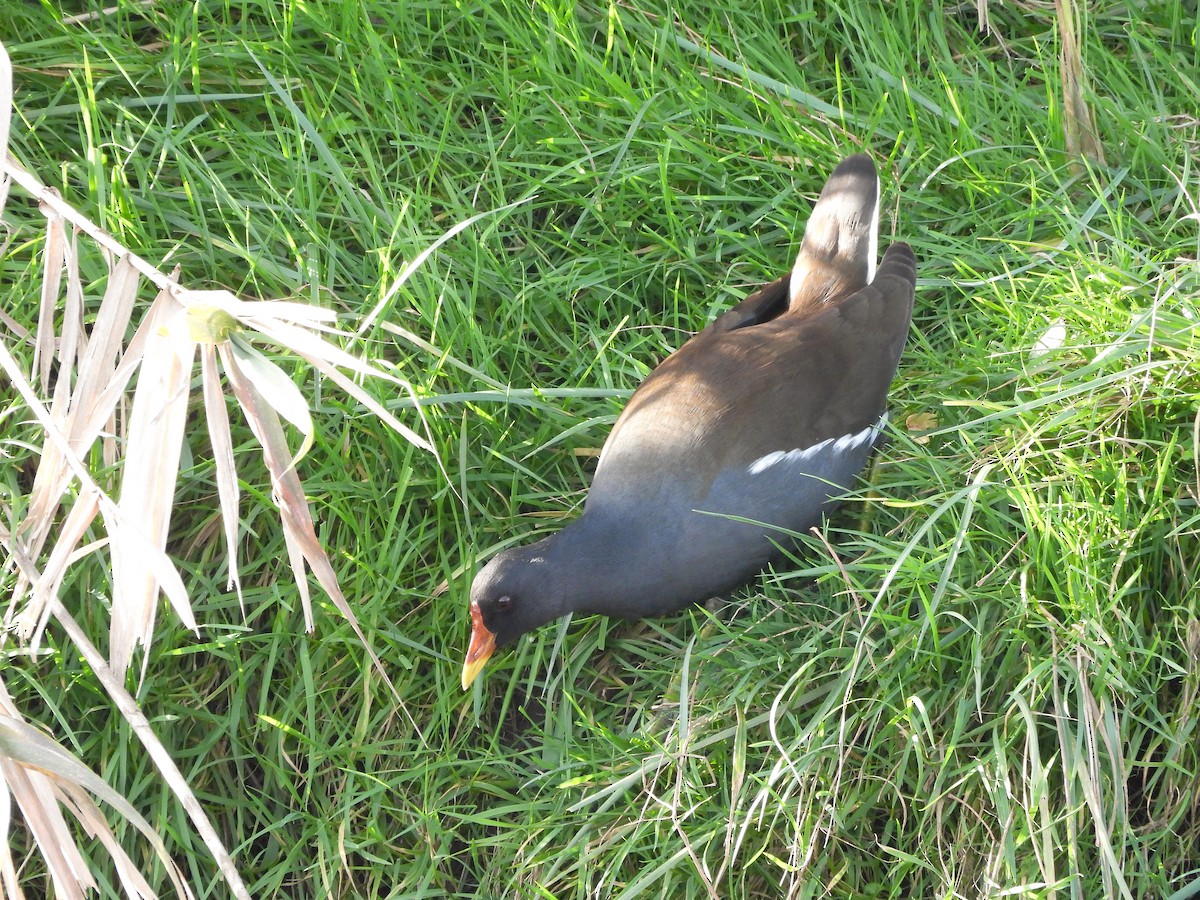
[0, 121, 255, 896]
[182, 290, 338, 327]
[219, 343, 402, 701]
[16, 487, 101, 645]
[0, 695, 192, 899]
[902, 415, 940, 446]
[57, 785, 159, 899]
[0, 340, 192, 639]
[232, 310, 435, 453]
[279, 510, 314, 630]
[46, 604, 248, 899]
[220, 342, 319, 629]
[110, 292, 197, 680]
[76, 254, 140, 467]
[200, 343, 243, 605]
[60, 225, 84, 376]
[0, 795, 22, 899]
[180, 287, 433, 453]
[34, 202, 65, 388]
[15, 345, 73, 583]
[229, 334, 314, 467]
[0, 704, 96, 900]
[2, 763, 91, 899]
[905, 411, 939, 434]
[15, 254, 140, 599]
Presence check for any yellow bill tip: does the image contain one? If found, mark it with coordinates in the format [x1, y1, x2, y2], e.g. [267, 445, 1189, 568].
[461, 602, 497, 691]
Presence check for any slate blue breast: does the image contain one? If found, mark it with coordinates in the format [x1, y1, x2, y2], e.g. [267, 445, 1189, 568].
[463, 153, 917, 688]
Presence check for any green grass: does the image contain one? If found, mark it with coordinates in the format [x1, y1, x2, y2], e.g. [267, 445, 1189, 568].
[2, 0, 1199, 897]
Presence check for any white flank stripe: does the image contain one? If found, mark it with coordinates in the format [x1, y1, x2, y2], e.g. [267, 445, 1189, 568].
[747, 415, 885, 475]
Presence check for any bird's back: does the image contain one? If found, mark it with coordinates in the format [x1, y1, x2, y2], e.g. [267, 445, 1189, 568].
[583, 156, 915, 606]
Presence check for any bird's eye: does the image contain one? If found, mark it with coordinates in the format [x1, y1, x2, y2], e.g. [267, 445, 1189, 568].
[495, 595, 514, 613]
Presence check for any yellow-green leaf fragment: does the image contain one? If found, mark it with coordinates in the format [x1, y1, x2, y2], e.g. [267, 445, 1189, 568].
[187, 304, 243, 344]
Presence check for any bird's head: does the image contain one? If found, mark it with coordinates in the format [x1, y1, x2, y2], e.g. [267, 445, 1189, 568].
[460, 541, 568, 689]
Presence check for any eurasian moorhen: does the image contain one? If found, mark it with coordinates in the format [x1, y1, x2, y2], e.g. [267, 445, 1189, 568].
[462, 153, 916, 688]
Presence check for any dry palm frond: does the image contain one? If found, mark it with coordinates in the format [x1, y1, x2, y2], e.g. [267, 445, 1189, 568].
[0, 160, 434, 687]
[0, 30, 482, 897]
[0, 280, 249, 899]
[0, 676, 193, 900]
[0, 112, 439, 685]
